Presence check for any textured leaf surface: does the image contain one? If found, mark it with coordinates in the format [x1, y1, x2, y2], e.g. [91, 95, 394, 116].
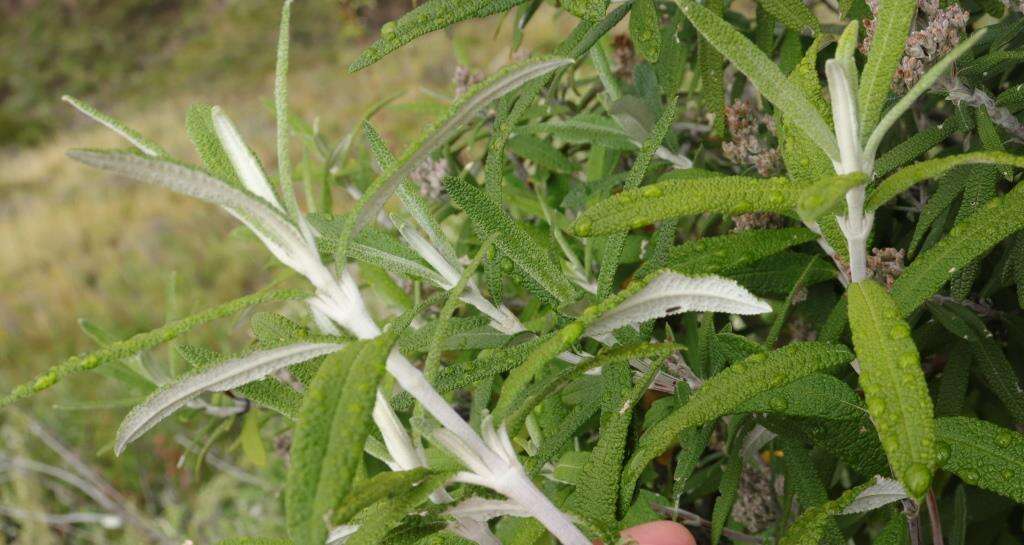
[337, 57, 572, 257]
[891, 181, 1024, 315]
[620, 342, 853, 501]
[585, 271, 772, 336]
[867, 151, 1024, 210]
[666, 228, 818, 275]
[348, 0, 528, 71]
[445, 175, 578, 305]
[574, 174, 797, 236]
[286, 336, 394, 545]
[756, 0, 820, 34]
[0, 289, 305, 408]
[849, 280, 935, 498]
[677, 0, 837, 161]
[116, 342, 344, 455]
[935, 417, 1024, 503]
[332, 468, 433, 524]
[63, 95, 166, 157]
[629, 0, 661, 62]
[796, 172, 868, 222]
[857, 0, 915, 142]
[779, 479, 878, 545]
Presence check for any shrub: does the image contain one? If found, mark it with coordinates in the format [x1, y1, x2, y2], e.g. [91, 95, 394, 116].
[6, 0, 1024, 543]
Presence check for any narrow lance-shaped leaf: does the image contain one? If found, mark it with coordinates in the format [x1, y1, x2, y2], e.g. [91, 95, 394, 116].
[286, 335, 395, 545]
[335, 56, 573, 263]
[274, 0, 303, 220]
[629, 0, 661, 62]
[667, 227, 819, 275]
[586, 271, 772, 336]
[444, 175, 578, 305]
[115, 342, 345, 456]
[332, 468, 434, 525]
[867, 151, 1024, 210]
[857, 0, 916, 143]
[348, 0, 529, 72]
[863, 29, 986, 160]
[0, 288, 306, 409]
[848, 280, 935, 499]
[62, 95, 166, 157]
[574, 174, 798, 237]
[935, 416, 1024, 503]
[779, 478, 888, 545]
[598, 97, 679, 297]
[211, 106, 282, 210]
[756, 0, 820, 34]
[66, 151, 317, 281]
[620, 342, 854, 502]
[890, 180, 1024, 315]
[676, 0, 838, 162]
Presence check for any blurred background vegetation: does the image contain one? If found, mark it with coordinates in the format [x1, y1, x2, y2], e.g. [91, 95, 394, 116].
[0, 2, 570, 542]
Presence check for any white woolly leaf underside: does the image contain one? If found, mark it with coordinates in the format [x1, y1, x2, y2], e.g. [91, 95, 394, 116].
[115, 342, 344, 455]
[585, 272, 772, 336]
[839, 477, 908, 515]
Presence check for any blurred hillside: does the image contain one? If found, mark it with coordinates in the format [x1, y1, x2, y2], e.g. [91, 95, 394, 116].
[0, 2, 572, 543]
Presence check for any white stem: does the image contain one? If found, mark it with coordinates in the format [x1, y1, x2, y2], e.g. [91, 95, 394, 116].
[842, 185, 872, 283]
[500, 473, 591, 545]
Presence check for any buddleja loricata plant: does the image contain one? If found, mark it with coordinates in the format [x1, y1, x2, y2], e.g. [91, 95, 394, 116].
[6, 0, 1024, 543]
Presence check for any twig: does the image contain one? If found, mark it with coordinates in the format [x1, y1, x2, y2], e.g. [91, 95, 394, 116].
[651, 503, 765, 543]
[927, 489, 945, 545]
[14, 413, 175, 545]
[903, 499, 923, 545]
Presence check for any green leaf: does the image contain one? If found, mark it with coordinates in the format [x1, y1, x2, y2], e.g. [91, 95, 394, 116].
[848, 280, 935, 498]
[857, 0, 916, 143]
[285, 334, 396, 545]
[727, 252, 836, 296]
[668, 229, 817, 279]
[867, 151, 1024, 210]
[63, 95, 166, 157]
[710, 429, 746, 545]
[796, 172, 869, 222]
[507, 135, 577, 173]
[444, 175, 578, 305]
[348, 0, 529, 71]
[936, 302, 1024, 423]
[241, 410, 268, 468]
[274, 0, 301, 220]
[0, 289, 305, 409]
[677, 0, 838, 162]
[697, 0, 725, 137]
[756, 0, 820, 34]
[890, 181, 1024, 315]
[597, 97, 678, 297]
[620, 342, 853, 502]
[629, 0, 661, 62]
[935, 417, 1024, 503]
[573, 174, 797, 236]
[779, 479, 880, 545]
[568, 361, 634, 523]
[873, 119, 962, 177]
[344, 472, 454, 545]
[335, 56, 573, 261]
[520, 113, 635, 150]
[499, 342, 681, 433]
[864, 29, 987, 159]
[562, 0, 609, 21]
[333, 468, 434, 525]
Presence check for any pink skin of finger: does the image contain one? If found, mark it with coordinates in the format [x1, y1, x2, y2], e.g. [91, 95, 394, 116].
[619, 521, 698, 545]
